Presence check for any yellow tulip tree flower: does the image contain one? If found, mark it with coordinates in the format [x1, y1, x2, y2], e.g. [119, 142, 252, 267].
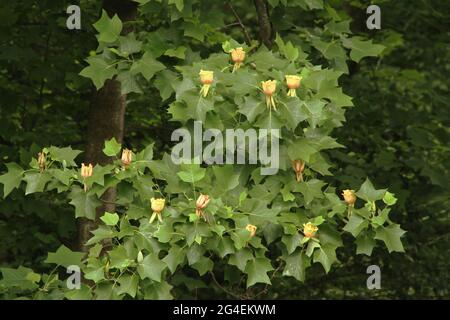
[121, 149, 133, 168]
[246, 224, 257, 237]
[150, 197, 166, 223]
[231, 47, 246, 72]
[303, 222, 318, 238]
[285, 75, 302, 97]
[261, 80, 277, 110]
[342, 189, 357, 206]
[38, 152, 46, 173]
[195, 194, 210, 220]
[199, 70, 214, 97]
[81, 163, 93, 192]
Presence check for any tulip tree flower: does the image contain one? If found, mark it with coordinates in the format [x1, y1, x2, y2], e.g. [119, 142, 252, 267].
[303, 222, 318, 238]
[150, 197, 166, 223]
[195, 194, 210, 220]
[231, 47, 246, 72]
[38, 152, 46, 173]
[285, 75, 302, 97]
[292, 159, 306, 182]
[246, 224, 257, 237]
[81, 163, 93, 192]
[261, 80, 277, 110]
[121, 148, 133, 168]
[199, 70, 214, 97]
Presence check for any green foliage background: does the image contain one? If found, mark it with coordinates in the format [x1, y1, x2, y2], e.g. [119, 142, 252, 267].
[0, 0, 448, 299]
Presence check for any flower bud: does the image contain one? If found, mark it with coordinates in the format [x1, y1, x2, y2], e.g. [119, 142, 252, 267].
[285, 75, 302, 97]
[150, 197, 165, 223]
[38, 152, 46, 173]
[151, 197, 166, 213]
[261, 80, 277, 110]
[342, 189, 356, 206]
[137, 251, 144, 263]
[195, 194, 210, 219]
[121, 149, 133, 167]
[231, 47, 246, 72]
[81, 163, 93, 179]
[303, 222, 318, 238]
[292, 160, 305, 182]
[246, 224, 257, 237]
[199, 70, 214, 97]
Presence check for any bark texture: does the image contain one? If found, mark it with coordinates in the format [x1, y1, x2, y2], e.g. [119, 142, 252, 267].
[77, 0, 137, 252]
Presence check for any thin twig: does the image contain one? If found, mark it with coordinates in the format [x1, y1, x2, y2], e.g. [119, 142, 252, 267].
[226, 2, 252, 45]
[209, 271, 241, 299]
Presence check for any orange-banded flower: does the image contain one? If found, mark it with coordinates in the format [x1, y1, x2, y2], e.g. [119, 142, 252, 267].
[81, 163, 93, 192]
[38, 152, 46, 173]
[246, 224, 257, 237]
[342, 189, 356, 206]
[303, 222, 318, 238]
[199, 70, 214, 97]
[150, 198, 166, 223]
[292, 159, 306, 182]
[285, 75, 302, 97]
[121, 149, 133, 167]
[231, 47, 245, 72]
[261, 80, 277, 110]
[195, 194, 210, 219]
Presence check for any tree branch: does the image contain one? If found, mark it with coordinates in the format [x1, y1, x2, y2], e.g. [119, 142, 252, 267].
[226, 2, 252, 45]
[253, 0, 274, 48]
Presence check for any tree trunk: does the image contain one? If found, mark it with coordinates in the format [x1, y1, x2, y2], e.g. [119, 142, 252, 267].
[254, 0, 275, 49]
[77, 0, 137, 252]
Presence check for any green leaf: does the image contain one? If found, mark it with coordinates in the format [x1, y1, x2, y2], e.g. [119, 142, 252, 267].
[137, 254, 166, 282]
[0, 163, 23, 197]
[117, 71, 142, 95]
[343, 36, 385, 62]
[282, 233, 303, 254]
[117, 274, 139, 298]
[23, 172, 51, 195]
[282, 250, 309, 282]
[245, 257, 274, 288]
[168, 0, 184, 11]
[177, 164, 206, 183]
[100, 212, 119, 226]
[103, 137, 122, 157]
[79, 56, 117, 90]
[131, 52, 165, 81]
[212, 165, 240, 194]
[296, 179, 326, 205]
[383, 191, 397, 206]
[192, 256, 214, 276]
[162, 245, 185, 273]
[229, 248, 253, 272]
[93, 10, 123, 43]
[343, 214, 369, 237]
[119, 33, 142, 55]
[356, 233, 376, 256]
[0, 267, 39, 290]
[164, 46, 186, 59]
[144, 281, 173, 300]
[48, 146, 82, 166]
[313, 244, 337, 273]
[356, 178, 387, 202]
[375, 224, 406, 253]
[45, 245, 85, 268]
[69, 187, 102, 220]
[65, 284, 93, 300]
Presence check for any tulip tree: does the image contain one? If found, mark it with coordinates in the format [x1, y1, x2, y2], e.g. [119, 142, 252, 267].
[0, 0, 406, 299]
